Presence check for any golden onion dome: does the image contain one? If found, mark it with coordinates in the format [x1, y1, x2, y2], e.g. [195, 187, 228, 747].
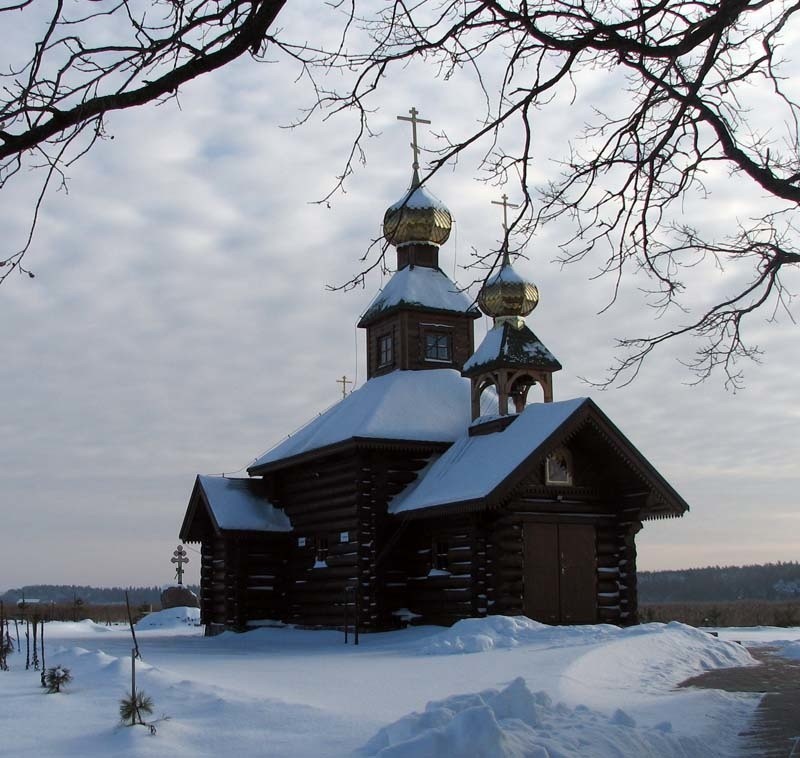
[383, 178, 453, 248]
[478, 254, 540, 321]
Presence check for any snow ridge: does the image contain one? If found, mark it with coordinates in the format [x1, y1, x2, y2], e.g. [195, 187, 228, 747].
[362, 676, 711, 758]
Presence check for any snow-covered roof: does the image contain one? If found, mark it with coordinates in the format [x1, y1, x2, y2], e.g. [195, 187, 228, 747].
[463, 322, 561, 373]
[487, 260, 528, 286]
[359, 266, 478, 325]
[387, 183, 449, 212]
[250, 370, 475, 472]
[197, 476, 292, 532]
[390, 398, 587, 513]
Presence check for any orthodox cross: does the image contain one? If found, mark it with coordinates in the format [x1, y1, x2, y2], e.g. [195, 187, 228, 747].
[491, 193, 519, 231]
[337, 375, 353, 399]
[491, 193, 520, 260]
[171, 545, 189, 585]
[397, 107, 431, 175]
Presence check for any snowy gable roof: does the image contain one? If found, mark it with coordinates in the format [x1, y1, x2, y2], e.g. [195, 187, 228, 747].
[390, 398, 588, 514]
[358, 266, 479, 326]
[249, 370, 473, 473]
[196, 476, 292, 532]
[463, 321, 561, 374]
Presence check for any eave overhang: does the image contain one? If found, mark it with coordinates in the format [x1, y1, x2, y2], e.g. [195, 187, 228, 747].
[391, 398, 690, 521]
[358, 301, 481, 329]
[247, 436, 452, 476]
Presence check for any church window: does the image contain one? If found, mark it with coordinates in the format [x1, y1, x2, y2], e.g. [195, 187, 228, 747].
[378, 334, 394, 367]
[430, 538, 449, 573]
[424, 332, 452, 362]
[545, 447, 573, 486]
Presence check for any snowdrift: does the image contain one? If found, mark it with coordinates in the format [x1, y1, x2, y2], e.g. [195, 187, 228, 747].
[362, 677, 706, 758]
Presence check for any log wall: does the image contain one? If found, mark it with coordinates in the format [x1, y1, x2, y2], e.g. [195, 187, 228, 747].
[386, 514, 480, 627]
[365, 310, 475, 378]
[200, 534, 290, 632]
[274, 452, 361, 628]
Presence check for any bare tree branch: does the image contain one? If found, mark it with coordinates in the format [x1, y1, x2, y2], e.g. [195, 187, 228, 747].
[2, 0, 799, 386]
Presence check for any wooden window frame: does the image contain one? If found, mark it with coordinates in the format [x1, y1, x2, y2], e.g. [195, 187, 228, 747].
[431, 537, 449, 572]
[545, 447, 573, 486]
[423, 331, 452, 363]
[377, 333, 394, 368]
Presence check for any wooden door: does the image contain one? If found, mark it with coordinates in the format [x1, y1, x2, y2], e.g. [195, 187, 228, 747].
[558, 524, 597, 623]
[523, 523, 560, 623]
[523, 523, 597, 624]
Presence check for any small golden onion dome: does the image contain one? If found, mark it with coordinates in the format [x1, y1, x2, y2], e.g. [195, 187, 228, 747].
[383, 179, 453, 248]
[478, 256, 540, 320]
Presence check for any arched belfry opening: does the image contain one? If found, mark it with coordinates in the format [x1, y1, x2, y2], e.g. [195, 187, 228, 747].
[462, 196, 561, 421]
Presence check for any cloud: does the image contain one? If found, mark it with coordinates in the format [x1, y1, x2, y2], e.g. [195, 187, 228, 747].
[1, 3, 799, 587]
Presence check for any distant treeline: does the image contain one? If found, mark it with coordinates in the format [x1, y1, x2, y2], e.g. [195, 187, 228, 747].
[0, 584, 200, 606]
[639, 562, 800, 603]
[3, 563, 799, 606]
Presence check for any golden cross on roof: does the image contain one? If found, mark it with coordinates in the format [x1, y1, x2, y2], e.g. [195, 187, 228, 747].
[397, 107, 431, 177]
[491, 193, 519, 231]
[337, 375, 353, 399]
[492, 193, 520, 262]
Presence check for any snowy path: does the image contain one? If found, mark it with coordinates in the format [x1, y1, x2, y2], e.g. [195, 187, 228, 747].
[1, 612, 795, 757]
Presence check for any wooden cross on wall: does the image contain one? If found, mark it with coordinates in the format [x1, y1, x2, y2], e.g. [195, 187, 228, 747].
[397, 107, 431, 173]
[171, 545, 189, 585]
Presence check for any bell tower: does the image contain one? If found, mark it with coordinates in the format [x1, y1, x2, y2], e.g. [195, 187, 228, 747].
[462, 195, 561, 421]
[358, 108, 480, 378]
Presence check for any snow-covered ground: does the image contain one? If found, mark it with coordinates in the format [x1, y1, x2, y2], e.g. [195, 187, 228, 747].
[2, 610, 798, 757]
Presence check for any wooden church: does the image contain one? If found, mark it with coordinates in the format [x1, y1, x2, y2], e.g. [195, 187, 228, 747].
[179, 111, 689, 635]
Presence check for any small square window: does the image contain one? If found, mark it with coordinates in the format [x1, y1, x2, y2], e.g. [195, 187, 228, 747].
[424, 333, 451, 362]
[378, 334, 394, 367]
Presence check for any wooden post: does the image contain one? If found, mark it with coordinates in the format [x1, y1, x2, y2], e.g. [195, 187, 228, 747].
[0, 601, 5, 671]
[343, 588, 349, 644]
[125, 591, 141, 659]
[40, 620, 46, 687]
[31, 617, 38, 670]
[354, 585, 360, 646]
[131, 648, 137, 726]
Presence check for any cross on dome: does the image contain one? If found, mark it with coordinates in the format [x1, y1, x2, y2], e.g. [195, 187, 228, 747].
[491, 193, 520, 261]
[491, 193, 519, 231]
[477, 192, 539, 325]
[397, 107, 431, 185]
[383, 107, 452, 252]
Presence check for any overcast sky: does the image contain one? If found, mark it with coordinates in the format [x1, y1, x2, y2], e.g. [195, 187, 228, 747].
[1, 2, 798, 591]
